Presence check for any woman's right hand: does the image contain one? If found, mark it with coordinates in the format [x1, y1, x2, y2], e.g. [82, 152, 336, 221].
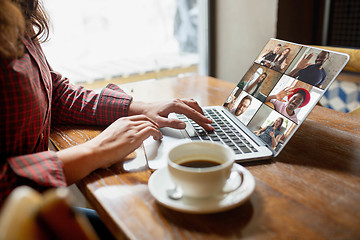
[269, 130, 275, 138]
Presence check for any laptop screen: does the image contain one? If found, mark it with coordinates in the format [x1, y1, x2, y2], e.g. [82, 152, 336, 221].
[223, 39, 349, 155]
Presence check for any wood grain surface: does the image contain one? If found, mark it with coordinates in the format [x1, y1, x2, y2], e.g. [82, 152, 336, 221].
[50, 75, 360, 240]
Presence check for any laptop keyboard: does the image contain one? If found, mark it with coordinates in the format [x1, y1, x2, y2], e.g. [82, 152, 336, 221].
[176, 109, 258, 155]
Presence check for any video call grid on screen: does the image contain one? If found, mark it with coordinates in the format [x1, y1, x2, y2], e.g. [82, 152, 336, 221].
[223, 39, 348, 153]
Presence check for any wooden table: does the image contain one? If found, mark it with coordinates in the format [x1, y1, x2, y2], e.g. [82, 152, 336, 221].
[50, 75, 360, 240]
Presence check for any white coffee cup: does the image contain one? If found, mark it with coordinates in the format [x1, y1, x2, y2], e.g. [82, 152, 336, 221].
[167, 141, 241, 199]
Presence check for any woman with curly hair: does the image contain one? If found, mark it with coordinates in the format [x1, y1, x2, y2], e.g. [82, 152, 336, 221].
[0, 0, 213, 237]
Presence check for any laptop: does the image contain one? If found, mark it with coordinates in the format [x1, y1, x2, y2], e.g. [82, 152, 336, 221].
[144, 38, 349, 169]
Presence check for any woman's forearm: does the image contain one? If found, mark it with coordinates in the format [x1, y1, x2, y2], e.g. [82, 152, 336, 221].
[56, 141, 101, 185]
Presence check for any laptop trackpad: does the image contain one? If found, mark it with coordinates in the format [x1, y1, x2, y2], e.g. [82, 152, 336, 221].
[143, 127, 190, 170]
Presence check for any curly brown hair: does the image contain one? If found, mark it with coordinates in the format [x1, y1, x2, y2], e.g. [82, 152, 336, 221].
[14, 0, 49, 41]
[0, 0, 49, 59]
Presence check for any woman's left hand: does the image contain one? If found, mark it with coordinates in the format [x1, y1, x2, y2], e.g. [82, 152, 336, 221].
[128, 98, 214, 131]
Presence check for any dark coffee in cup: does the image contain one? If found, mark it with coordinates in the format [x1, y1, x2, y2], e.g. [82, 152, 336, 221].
[168, 141, 235, 198]
[179, 160, 221, 168]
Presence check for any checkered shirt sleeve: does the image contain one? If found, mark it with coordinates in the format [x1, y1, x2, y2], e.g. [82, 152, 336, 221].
[51, 71, 132, 126]
[0, 33, 133, 205]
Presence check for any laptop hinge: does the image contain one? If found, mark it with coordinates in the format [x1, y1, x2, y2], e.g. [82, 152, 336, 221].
[220, 107, 273, 151]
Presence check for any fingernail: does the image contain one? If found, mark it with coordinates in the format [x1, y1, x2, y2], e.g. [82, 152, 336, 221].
[178, 122, 186, 128]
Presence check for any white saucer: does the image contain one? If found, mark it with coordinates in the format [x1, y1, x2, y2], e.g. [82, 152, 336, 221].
[148, 164, 255, 214]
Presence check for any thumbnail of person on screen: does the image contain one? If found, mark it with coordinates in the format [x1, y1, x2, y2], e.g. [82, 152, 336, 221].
[224, 94, 237, 111]
[256, 117, 284, 149]
[232, 95, 252, 116]
[289, 51, 329, 88]
[260, 44, 282, 67]
[243, 73, 267, 97]
[271, 48, 291, 72]
[265, 87, 310, 124]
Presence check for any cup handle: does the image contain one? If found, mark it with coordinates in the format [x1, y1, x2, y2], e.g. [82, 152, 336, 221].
[222, 170, 244, 194]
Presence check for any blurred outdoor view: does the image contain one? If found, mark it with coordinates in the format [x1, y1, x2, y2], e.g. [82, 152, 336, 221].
[42, 0, 199, 86]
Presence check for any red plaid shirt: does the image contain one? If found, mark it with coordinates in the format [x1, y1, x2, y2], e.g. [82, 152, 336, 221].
[0, 34, 132, 204]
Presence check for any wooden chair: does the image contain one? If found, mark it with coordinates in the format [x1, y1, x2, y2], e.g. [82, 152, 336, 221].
[0, 186, 99, 240]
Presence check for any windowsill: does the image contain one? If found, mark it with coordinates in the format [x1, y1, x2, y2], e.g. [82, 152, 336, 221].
[76, 64, 198, 90]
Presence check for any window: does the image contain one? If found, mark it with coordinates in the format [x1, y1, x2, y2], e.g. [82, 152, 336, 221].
[42, 0, 205, 88]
